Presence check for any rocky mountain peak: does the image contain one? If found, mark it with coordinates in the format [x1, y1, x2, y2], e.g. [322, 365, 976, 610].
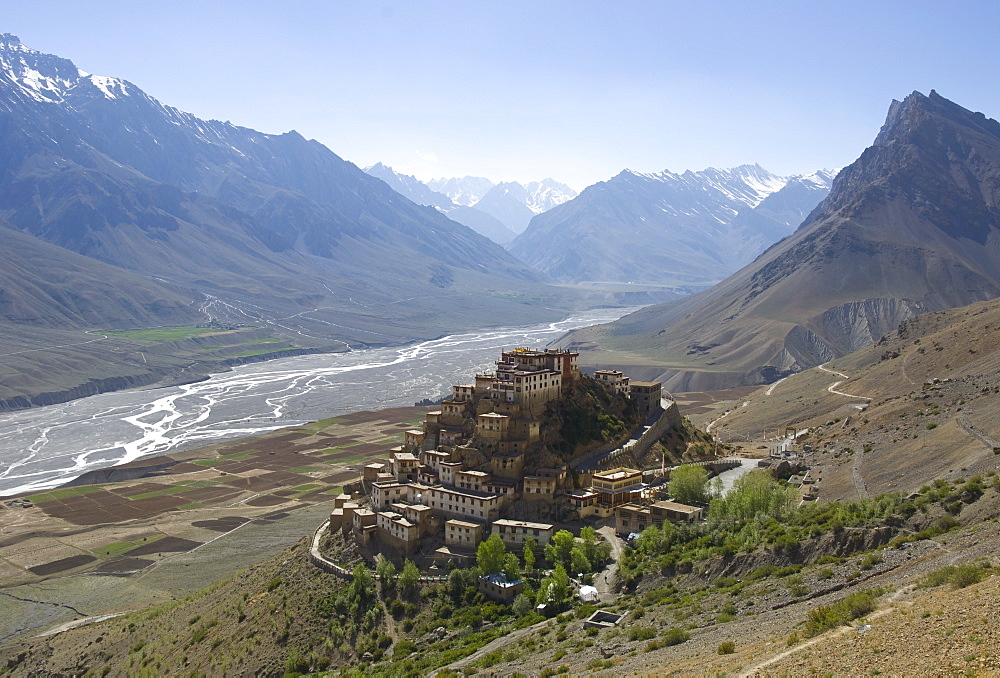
[558, 91, 1000, 391]
[816, 90, 1000, 241]
[874, 90, 1000, 148]
[0, 33, 123, 105]
[0, 33, 23, 48]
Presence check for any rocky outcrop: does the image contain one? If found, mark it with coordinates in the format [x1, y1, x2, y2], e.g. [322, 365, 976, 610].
[780, 325, 837, 370]
[815, 298, 925, 355]
[0, 372, 166, 411]
[62, 458, 179, 487]
[694, 526, 897, 581]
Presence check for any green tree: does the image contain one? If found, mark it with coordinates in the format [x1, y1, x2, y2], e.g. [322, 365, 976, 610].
[708, 470, 797, 525]
[347, 564, 376, 618]
[477, 533, 508, 574]
[570, 545, 591, 575]
[636, 521, 675, 555]
[522, 536, 537, 572]
[512, 592, 534, 617]
[536, 564, 571, 608]
[375, 556, 397, 597]
[550, 564, 571, 605]
[578, 526, 610, 569]
[669, 464, 711, 504]
[447, 568, 467, 601]
[503, 553, 521, 580]
[544, 529, 575, 569]
[399, 559, 420, 600]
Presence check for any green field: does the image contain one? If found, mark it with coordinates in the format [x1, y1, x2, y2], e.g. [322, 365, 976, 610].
[287, 465, 325, 475]
[203, 338, 282, 350]
[325, 452, 375, 464]
[174, 479, 226, 489]
[128, 486, 191, 500]
[193, 450, 259, 467]
[100, 326, 228, 343]
[311, 416, 349, 430]
[27, 485, 108, 503]
[91, 534, 164, 558]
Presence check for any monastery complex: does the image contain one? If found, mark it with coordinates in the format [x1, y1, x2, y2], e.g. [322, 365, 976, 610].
[326, 348, 704, 568]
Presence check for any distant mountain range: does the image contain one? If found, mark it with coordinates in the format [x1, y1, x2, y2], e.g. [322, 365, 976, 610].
[426, 176, 495, 207]
[559, 91, 1000, 390]
[0, 33, 588, 406]
[510, 165, 835, 286]
[365, 166, 577, 243]
[364, 164, 517, 245]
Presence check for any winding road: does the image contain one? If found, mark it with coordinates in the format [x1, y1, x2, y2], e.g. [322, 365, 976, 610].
[817, 364, 872, 402]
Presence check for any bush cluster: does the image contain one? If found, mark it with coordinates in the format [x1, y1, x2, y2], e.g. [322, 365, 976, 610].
[803, 589, 881, 637]
[919, 562, 991, 589]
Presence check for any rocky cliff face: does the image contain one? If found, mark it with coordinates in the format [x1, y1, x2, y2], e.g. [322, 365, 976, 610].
[817, 298, 925, 355]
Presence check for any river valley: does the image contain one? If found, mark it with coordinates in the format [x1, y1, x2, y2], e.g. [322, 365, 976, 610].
[0, 309, 636, 497]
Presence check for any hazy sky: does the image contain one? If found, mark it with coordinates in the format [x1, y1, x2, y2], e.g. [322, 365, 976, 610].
[6, 1, 999, 190]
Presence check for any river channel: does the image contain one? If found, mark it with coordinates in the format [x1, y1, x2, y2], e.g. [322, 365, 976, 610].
[0, 308, 636, 497]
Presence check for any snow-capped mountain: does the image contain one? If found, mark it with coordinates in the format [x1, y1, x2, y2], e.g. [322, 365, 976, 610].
[0, 33, 557, 351]
[1, 32, 128, 104]
[364, 163, 517, 244]
[509, 164, 835, 285]
[425, 175, 578, 235]
[364, 163, 454, 210]
[558, 91, 1000, 391]
[524, 179, 578, 214]
[426, 176, 495, 207]
[472, 182, 537, 234]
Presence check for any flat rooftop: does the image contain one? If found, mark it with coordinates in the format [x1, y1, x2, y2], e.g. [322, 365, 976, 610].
[493, 519, 554, 530]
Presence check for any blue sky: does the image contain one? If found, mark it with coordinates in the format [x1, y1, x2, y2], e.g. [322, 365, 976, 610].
[6, 1, 1000, 190]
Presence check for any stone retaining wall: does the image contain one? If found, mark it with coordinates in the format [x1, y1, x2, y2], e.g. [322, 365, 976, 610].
[309, 519, 447, 582]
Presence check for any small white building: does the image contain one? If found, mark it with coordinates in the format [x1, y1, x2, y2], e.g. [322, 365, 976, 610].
[492, 519, 554, 550]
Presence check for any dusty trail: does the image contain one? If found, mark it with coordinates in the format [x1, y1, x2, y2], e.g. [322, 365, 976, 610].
[959, 413, 1000, 450]
[739, 587, 913, 677]
[705, 400, 748, 434]
[817, 364, 872, 401]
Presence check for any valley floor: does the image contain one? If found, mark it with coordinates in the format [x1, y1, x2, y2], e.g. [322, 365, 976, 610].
[0, 407, 427, 646]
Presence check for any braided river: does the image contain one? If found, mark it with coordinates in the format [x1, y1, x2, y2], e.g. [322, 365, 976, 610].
[0, 308, 635, 497]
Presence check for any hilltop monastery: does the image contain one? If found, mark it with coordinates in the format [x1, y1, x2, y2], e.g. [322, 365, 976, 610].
[327, 348, 693, 565]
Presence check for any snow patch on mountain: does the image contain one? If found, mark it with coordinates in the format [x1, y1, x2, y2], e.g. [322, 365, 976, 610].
[89, 75, 129, 99]
[793, 168, 838, 189]
[524, 179, 577, 214]
[426, 175, 577, 218]
[0, 33, 133, 104]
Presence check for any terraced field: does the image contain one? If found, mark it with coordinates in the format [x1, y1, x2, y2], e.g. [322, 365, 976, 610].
[0, 406, 428, 644]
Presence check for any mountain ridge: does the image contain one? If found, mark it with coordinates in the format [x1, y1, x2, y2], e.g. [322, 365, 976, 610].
[426, 174, 578, 235]
[558, 91, 1000, 390]
[0, 33, 591, 408]
[363, 163, 517, 244]
[511, 164, 834, 286]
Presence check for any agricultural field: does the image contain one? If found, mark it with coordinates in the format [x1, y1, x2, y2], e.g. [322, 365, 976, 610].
[0, 406, 429, 644]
